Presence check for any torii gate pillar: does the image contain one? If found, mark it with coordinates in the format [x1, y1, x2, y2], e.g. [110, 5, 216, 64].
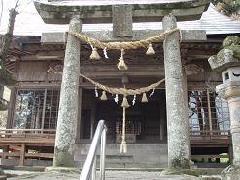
[163, 14, 191, 169]
[53, 17, 82, 167]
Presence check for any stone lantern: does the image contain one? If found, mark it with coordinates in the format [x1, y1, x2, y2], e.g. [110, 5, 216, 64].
[208, 37, 240, 179]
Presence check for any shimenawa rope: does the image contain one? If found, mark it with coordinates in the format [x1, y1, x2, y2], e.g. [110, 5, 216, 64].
[68, 28, 179, 50]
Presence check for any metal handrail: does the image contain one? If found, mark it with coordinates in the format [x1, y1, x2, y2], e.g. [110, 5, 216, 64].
[80, 120, 107, 180]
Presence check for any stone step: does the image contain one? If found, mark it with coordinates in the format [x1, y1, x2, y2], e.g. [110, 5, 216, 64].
[6, 170, 203, 180]
[200, 176, 222, 180]
[76, 154, 134, 162]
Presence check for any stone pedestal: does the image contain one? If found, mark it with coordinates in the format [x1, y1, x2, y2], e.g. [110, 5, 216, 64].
[209, 42, 240, 179]
[217, 82, 240, 167]
[53, 17, 82, 167]
[162, 14, 190, 169]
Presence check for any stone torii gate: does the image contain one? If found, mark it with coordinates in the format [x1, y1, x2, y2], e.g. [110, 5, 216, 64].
[34, 0, 209, 169]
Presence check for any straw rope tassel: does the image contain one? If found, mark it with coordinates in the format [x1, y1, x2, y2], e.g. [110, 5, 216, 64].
[117, 49, 128, 71]
[146, 43, 155, 55]
[90, 45, 101, 60]
[121, 96, 130, 108]
[120, 107, 127, 153]
[100, 91, 108, 100]
[141, 92, 148, 103]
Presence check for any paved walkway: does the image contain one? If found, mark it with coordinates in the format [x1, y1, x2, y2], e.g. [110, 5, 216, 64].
[7, 170, 203, 180]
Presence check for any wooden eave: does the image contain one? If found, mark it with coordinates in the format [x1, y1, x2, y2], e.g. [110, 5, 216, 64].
[34, 0, 210, 24]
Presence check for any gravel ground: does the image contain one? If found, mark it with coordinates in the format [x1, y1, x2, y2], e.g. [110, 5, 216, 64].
[7, 170, 202, 180]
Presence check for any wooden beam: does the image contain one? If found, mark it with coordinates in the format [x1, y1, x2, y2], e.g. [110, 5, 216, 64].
[0, 152, 53, 159]
[6, 88, 16, 129]
[25, 153, 53, 159]
[191, 154, 229, 159]
[21, 55, 63, 61]
[0, 139, 55, 145]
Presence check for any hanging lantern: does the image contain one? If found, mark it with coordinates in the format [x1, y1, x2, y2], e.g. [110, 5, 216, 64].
[117, 49, 128, 71]
[90, 46, 101, 60]
[146, 43, 155, 55]
[141, 93, 148, 103]
[121, 96, 130, 108]
[100, 91, 108, 101]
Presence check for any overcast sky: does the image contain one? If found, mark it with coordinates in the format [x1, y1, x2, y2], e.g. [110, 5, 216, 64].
[0, 1, 239, 36]
[0, 0, 69, 35]
[0, 0, 33, 30]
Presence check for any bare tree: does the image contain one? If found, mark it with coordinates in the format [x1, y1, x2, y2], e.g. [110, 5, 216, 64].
[0, 0, 20, 87]
[0, 0, 20, 131]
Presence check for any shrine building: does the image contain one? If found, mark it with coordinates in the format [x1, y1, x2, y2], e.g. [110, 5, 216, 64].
[0, 0, 240, 169]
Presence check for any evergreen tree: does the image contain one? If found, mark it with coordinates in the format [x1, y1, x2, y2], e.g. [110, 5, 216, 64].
[212, 0, 240, 20]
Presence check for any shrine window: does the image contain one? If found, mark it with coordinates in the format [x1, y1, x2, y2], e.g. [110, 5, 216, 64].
[13, 88, 60, 129]
[188, 89, 230, 136]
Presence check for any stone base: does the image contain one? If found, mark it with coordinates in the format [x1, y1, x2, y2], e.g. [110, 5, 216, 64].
[160, 168, 200, 177]
[45, 166, 80, 174]
[0, 175, 7, 180]
[222, 165, 240, 180]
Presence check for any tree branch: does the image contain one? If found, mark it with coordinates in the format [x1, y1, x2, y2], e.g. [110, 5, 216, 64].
[0, 8, 18, 62]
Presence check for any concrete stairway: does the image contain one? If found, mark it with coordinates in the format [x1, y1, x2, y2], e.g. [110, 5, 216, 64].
[74, 143, 168, 168]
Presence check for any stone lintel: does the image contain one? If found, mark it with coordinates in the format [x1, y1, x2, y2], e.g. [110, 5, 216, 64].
[34, 0, 210, 24]
[41, 32, 67, 44]
[41, 30, 206, 44]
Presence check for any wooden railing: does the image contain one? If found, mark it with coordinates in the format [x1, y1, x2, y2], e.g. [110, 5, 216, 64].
[0, 129, 56, 166]
[0, 128, 230, 166]
[0, 129, 56, 150]
[190, 129, 230, 145]
[0, 128, 56, 135]
[190, 130, 229, 137]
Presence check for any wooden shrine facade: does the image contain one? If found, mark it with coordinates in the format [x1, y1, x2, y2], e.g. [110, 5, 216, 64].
[0, 34, 231, 167]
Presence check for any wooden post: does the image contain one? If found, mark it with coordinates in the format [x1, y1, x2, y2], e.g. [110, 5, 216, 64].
[6, 88, 16, 129]
[19, 144, 26, 166]
[41, 89, 47, 133]
[207, 89, 213, 136]
[90, 100, 96, 139]
[0, 86, 3, 99]
[159, 99, 164, 141]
